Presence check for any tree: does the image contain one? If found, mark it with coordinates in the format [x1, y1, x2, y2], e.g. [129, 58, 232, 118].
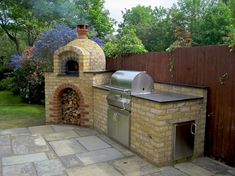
[199, 3, 234, 45]
[144, 7, 176, 51]
[228, 0, 235, 24]
[0, 0, 52, 53]
[120, 5, 156, 51]
[170, 0, 219, 44]
[74, 0, 114, 39]
[120, 5, 176, 51]
[104, 27, 147, 58]
[0, 0, 25, 54]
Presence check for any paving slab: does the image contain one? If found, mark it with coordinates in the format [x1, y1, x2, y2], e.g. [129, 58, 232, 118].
[51, 125, 77, 132]
[0, 146, 12, 158]
[2, 152, 48, 166]
[74, 128, 98, 137]
[34, 159, 65, 176]
[193, 157, 235, 175]
[77, 136, 111, 151]
[29, 125, 54, 134]
[110, 142, 135, 157]
[111, 156, 159, 176]
[12, 134, 49, 154]
[45, 150, 58, 160]
[2, 163, 37, 176]
[0, 128, 30, 136]
[66, 163, 123, 176]
[96, 134, 117, 145]
[175, 162, 214, 176]
[76, 148, 123, 165]
[0, 135, 10, 146]
[49, 139, 87, 156]
[60, 154, 84, 168]
[44, 130, 79, 141]
[151, 166, 187, 176]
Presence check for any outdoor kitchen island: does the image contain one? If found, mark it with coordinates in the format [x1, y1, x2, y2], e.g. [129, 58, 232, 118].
[93, 81, 207, 166]
[45, 24, 207, 167]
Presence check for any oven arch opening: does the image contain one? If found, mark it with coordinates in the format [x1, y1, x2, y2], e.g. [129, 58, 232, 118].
[65, 60, 79, 76]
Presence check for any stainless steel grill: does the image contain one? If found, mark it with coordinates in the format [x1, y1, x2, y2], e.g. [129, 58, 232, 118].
[106, 70, 154, 146]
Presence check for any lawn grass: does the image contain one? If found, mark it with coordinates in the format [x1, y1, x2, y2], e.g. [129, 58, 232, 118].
[0, 91, 45, 129]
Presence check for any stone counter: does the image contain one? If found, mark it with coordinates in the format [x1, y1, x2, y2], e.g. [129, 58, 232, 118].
[93, 83, 207, 166]
[130, 97, 206, 166]
[132, 91, 203, 103]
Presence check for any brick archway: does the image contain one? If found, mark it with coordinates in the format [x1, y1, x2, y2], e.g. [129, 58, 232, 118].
[50, 83, 89, 126]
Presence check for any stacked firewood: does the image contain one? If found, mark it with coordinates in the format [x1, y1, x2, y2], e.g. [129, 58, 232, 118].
[61, 89, 80, 124]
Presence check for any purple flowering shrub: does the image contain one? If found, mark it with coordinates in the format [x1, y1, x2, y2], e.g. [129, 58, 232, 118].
[92, 37, 104, 47]
[10, 54, 23, 69]
[33, 24, 77, 70]
[8, 24, 104, 103]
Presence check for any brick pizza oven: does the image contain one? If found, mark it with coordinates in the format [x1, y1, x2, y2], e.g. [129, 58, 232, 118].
[45, 24, 111, 127]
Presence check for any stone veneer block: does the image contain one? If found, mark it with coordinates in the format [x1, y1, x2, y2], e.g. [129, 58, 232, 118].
[93, 88, 109, 134]
[2, 153, 48, 166]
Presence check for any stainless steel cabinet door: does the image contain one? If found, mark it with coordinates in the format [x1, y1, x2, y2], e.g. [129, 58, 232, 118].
[108, 105, 130, 147]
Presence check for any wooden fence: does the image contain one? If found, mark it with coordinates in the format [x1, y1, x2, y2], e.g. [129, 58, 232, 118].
[106, 45, 235, 166]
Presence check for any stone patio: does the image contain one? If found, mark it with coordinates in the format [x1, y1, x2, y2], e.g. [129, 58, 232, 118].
[0, 125, 234, 176]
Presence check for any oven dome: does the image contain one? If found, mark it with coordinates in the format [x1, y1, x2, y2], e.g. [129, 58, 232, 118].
[67, 38, 105, 71]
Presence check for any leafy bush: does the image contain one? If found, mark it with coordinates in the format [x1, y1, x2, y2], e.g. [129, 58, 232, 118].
[10, 54, 24, 69]
[6, 24, 105, 103]
[224, 29, 235, 51]
[92, 36, 104, 47]
[0, 77, 14, 91]
[10, 60, 44, 104]
[104, 27, 147, 58]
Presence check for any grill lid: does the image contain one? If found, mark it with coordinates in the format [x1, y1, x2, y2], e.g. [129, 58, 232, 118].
[110, 70, 153, 94]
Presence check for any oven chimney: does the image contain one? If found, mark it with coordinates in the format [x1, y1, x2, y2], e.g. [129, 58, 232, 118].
[77, 24, 88, 39]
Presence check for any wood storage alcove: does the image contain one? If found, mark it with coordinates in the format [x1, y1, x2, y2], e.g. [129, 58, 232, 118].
[60, 88, 80, 124]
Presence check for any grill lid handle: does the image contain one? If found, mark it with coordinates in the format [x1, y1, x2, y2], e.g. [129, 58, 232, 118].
[105, 85, 131, 93]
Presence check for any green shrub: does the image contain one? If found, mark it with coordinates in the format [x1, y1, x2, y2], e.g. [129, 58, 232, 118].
[104, 27, 147, 58]
[11, 60, 45, 104]
[0, 77, 14, 91]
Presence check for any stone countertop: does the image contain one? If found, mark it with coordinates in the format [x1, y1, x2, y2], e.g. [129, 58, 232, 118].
[93, 85, 203, 103]
[132, 91, 203, 103]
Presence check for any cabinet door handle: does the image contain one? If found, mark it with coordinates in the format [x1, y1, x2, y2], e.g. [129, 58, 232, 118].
[191, 123, 197, 135]
[113, 112, 118, 121]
